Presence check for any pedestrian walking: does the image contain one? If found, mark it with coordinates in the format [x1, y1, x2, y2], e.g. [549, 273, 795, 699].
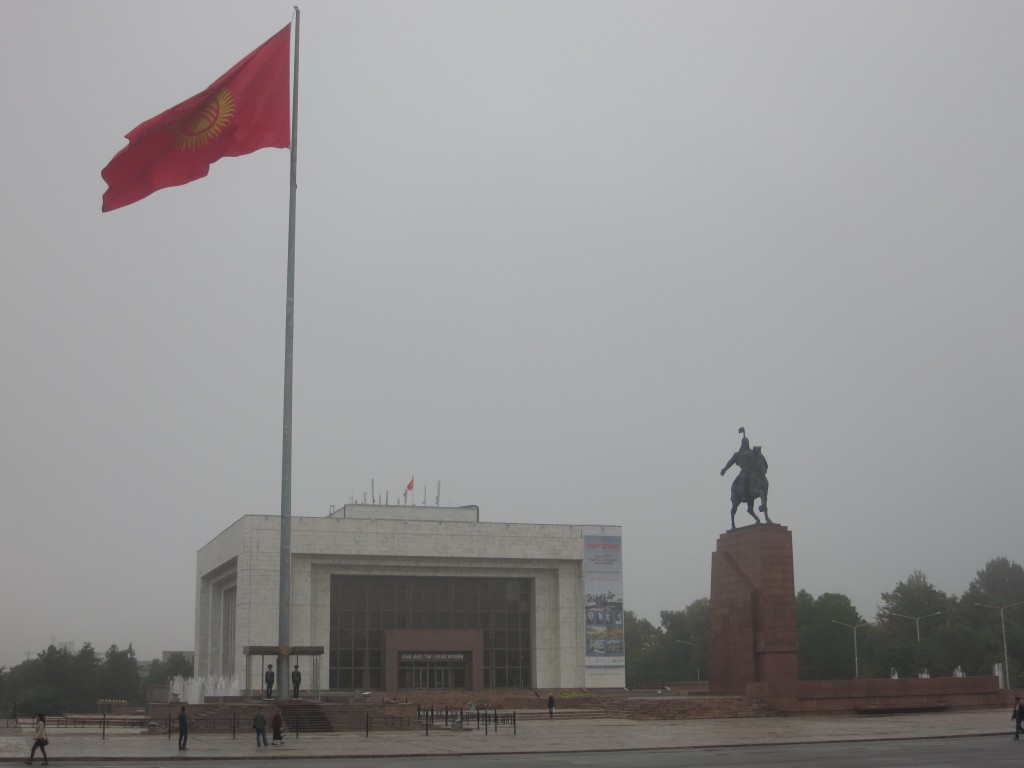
[24, 712, 48, 765]
[177, 705, 189, 750]
[547, 694, 555, 718]
[253, 706, 268, 747]
[292, 664, 302, 699]
[1012, 696, 1024, 740]
[271, 709, 285, 745]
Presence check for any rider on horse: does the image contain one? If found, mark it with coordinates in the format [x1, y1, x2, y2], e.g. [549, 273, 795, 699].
[721, 434, 755, 496]
[720, 427, 771, 528]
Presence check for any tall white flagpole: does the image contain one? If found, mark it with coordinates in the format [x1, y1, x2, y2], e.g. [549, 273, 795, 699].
[277, 6, 300, 700]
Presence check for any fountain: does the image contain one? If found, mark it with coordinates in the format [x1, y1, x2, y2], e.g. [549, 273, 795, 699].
[168, 675, 241, 704]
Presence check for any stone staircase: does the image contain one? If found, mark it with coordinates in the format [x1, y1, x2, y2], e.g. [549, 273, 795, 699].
[280, 701, 334, 733]
[318, 702, 417, 732]
[187, 700, 333, 734]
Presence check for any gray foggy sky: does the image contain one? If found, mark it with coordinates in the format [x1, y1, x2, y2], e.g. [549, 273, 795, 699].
[2, 1, 1022, 670]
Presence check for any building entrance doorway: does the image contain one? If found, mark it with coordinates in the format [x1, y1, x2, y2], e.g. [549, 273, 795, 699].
[399, 656, 467, 690]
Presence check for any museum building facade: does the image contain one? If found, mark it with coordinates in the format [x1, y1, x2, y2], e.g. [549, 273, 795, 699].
[194, 504, 624, 693]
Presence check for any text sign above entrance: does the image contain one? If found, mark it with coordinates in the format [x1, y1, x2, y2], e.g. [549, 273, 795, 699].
[399, 652, 466, 662]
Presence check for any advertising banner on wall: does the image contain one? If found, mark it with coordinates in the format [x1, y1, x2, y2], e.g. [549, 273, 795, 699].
[583, 526, 624, 668]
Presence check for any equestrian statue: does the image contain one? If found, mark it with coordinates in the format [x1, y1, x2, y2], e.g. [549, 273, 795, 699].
[720, 427, 771, 529]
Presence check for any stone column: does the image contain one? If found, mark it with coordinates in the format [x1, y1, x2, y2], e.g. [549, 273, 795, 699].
[709, 524, 798, 697]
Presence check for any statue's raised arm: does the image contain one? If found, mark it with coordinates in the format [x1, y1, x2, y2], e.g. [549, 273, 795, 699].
[720, 453, 741, 477]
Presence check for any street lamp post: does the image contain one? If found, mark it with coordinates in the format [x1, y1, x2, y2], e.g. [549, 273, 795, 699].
[974, 599, 1024, 688]
[889, 610, 943, 642]
[832, 620, 869, 678]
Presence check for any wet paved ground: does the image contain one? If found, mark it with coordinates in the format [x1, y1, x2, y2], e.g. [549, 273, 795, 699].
[0, 709, 1014, 762]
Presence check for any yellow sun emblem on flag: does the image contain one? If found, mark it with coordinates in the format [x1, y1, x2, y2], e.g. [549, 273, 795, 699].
[173, 88, 236, 150]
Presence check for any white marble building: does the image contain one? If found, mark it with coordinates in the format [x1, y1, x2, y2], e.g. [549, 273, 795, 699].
[194, 504, 624, 693]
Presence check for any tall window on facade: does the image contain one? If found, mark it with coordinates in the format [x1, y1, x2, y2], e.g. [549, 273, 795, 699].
[221, 586, 236, 676]
[329, 576, 532, 689]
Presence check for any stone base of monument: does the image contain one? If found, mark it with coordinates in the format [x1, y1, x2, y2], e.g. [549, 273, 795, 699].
[709, 523, 798, 698]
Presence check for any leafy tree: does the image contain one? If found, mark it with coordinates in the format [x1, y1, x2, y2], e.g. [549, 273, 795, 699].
[0, 642, 143, 715]
[660, 598, 709, 683]
[966, 557, 1024, 602]
[868, 571, 957, 679]
[2, 646, 74, 715]
[68, 643, 100, 711]
[11, 684, 68, 717]
[962, 558, 1024, 686]
[99, 644, 142, 704]
[941, 602, 984, 677]
[144, 652, 194, 687]
[796, 591, 866, 679]
[624, 611, 663, 688]
[35, 645, 73, 692]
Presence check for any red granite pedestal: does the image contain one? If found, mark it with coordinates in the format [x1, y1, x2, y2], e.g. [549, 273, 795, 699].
[708, 524, 798, 697]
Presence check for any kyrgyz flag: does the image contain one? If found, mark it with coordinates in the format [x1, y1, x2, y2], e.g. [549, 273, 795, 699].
[101, 24, 291, 212]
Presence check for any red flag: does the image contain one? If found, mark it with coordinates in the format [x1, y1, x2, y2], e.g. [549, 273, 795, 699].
[406, 477, 414, 492]
[101, 24, 291, 212]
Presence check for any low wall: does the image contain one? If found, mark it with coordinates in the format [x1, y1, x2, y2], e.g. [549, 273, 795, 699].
[759, 675, 1009, 713]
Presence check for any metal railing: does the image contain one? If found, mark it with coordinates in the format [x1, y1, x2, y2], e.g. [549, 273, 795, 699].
[52, 717, 146, 728]
[415, 706, 517, 736]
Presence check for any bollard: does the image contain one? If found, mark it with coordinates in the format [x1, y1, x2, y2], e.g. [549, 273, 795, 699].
[365, 712, 369, 738]
[513, 711, 517, 735]
[232, 713, 236, 739]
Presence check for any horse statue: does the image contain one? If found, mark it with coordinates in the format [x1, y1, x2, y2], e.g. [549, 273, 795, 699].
[720, 427, 771, 530]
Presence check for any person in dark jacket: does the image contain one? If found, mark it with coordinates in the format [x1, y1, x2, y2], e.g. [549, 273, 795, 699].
[253, 707, 268, 747]
[271, 709, 284, 745]
[292, 664, 302, 699]
[177, 706, 188, 750]
[1012, 696, 1024, 740]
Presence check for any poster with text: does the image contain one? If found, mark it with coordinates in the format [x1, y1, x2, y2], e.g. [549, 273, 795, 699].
[583, 526, 624, 668]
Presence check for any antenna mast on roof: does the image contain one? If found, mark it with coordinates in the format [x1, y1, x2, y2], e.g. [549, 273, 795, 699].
[436, 480, 441, 507]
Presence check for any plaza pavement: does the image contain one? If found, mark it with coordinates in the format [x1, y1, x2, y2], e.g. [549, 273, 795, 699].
[0, 709, 1016, 762]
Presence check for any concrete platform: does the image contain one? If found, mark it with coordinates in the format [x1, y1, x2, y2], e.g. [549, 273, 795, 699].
[0, 709, 1015, 762]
